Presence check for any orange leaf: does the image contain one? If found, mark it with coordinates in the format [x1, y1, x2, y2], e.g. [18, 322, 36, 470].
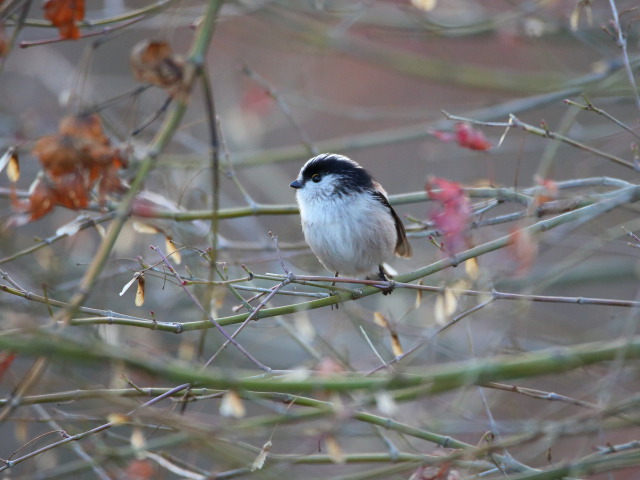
[24, 178, 55, 221]
[33, 135, 84, 177]
[43, 0, 85, 40]
[59, 113, 109, 145]
[20, 112, 128, 222]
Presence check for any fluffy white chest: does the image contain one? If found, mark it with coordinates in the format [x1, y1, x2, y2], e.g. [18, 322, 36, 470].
[297, 192, 397, 277]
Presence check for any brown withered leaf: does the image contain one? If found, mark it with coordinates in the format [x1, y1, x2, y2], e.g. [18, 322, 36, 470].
[59, 112, 109, 144]
[4, 148, 20, 182]
[130, 39, 184, 94]
[219, 390, 246, 418]
[43, 0, 85, 40]
[13, 177, 54, 221]
[325, 435, 345, 464]
[33, 135, 87, 177]
[165, 236, 181, 265]
[15, 113, 127, 223]
[135, 275, 145, 307]
[251, 440, 272, 472]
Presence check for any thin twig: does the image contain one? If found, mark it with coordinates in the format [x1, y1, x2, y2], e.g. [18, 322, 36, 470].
[607, 0, 640, 114]
[443, 111, 637, 170]
[0, 384, 191, 472]
[151, 245, 271, 371]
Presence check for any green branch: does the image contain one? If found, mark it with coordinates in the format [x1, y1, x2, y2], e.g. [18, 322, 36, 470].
[1, 331, 640, 395]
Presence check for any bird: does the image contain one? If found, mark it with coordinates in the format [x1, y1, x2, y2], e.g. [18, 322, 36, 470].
[290, 153, 411, 294]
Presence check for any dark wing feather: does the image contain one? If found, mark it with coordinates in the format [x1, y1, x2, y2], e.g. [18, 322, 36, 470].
[372, 190, 412, 258]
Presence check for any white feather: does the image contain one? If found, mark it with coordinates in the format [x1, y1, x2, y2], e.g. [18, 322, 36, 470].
[295, 172, 397, 277]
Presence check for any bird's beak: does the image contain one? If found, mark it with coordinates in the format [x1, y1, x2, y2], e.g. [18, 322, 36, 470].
[290, 179, 303, 189]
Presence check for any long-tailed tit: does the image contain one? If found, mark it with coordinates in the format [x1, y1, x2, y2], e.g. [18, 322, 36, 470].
[290, 153, 411, 293]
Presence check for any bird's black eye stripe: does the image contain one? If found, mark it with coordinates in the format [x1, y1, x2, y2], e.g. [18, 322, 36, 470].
[311, 173, 322, 183]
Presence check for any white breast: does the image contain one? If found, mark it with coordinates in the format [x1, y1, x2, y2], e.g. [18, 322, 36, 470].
[297, 189, 397, 277]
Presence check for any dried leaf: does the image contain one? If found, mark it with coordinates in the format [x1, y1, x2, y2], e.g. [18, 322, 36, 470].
[130, 39, 184, 93]
[119, 272, 140, 297]
[165, 236, 181, 265]
[465, 257, 479, 280]
[251, 440, 272, 471]
[6, 150, 19, 182]
[220, 390, 245, 418]
[0, 147, 16, 175]
[107, 413, 130, 425]
[131, 427, 147, 458]
[411, 0, 437, 11]
[434, 287, 458, 326]
[135, 275, 146, 307]
[390, 330, 403, 357]
[43, 0, 85, 40]
[133, 221, 162, 234]
[374, 312, 403, 355]
[21, 177, 54, 221]
[570, 2, 592, 31]
[375, 391, 398, 416]
[55, 215, 86, 236]
[325, 435, 345, 464]
[415, 280, 423, 308]
[16, 113, 127, 223]
[508, 226, 538, 276]
[373, 311, 389, 328]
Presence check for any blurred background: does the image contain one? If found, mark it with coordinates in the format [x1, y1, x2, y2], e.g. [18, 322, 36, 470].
[1, 1, 640, 478]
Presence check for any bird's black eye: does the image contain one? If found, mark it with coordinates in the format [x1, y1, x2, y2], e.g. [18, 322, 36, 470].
[311, 173, 322, 183]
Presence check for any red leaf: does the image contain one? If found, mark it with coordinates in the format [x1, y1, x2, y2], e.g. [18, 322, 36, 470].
[43, 0, 85, 40]
[428, 129, 456, 143]
[0, 352, 17, 382]
[454, 123, 492, 151]
[427, 177, 471, 254]
[430, 122, 492, 151]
